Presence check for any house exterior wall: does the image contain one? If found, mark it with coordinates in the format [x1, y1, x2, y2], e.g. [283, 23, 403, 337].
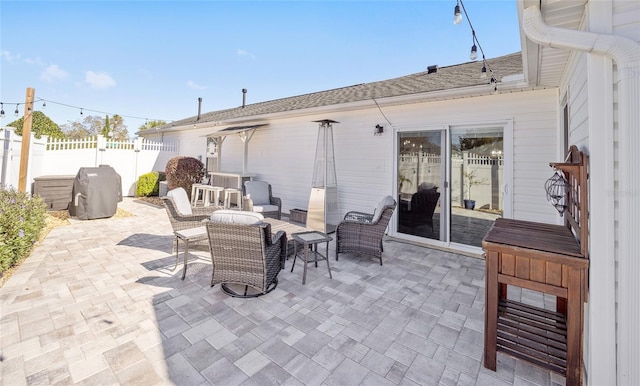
[612, 0, 640, 38]
[384, 89, 560, 224]
[555, 0, 640, 383]
[143, 88, 560, 228]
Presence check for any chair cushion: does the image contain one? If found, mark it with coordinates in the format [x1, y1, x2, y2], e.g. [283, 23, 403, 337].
[167, 187, 192, 215]
[418, 182, 438, 191]
[244, 181, 270, 205]
[371, 195, 396, 223]
[210, 210, 264, 225]
[252, 204, 279, 213]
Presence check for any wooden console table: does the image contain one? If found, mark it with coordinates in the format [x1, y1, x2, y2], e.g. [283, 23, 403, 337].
[482, 146, 589, 385]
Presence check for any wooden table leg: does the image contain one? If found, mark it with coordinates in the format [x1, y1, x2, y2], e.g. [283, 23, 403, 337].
[484, 250, 498, 371]
[565, 267, 583, 385]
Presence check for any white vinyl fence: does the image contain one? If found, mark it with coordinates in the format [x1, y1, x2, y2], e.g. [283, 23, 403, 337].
[1, 127, 177, 196]
[399, 151, 503, 210]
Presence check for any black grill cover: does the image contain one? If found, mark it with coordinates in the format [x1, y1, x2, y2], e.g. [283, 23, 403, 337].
[69, 165, 122, 220]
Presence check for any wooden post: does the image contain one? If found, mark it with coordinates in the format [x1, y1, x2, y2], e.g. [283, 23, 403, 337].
[18, 87, 35, 192]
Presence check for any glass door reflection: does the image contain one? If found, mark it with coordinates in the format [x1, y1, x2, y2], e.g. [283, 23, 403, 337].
[449, 127, 503, 247]
[397, 131, 445, 242]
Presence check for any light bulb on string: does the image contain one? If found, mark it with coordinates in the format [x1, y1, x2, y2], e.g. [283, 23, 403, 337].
[470, 30, 477, 60]
[14, 104, 19, 117]
[42, 101, 46, 109]
[481, 65, 487, 78]
[80, 108, 83, 116]
[453, 2, 462, 24]
[0, 103, 5, 119]
[470, 44, 477, 60]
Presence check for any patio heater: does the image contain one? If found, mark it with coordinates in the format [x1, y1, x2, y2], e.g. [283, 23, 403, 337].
[307, 119, 340, 233]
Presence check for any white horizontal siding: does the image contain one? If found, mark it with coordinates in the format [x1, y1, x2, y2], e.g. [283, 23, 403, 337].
[613, 0, 640, 41]
[142, 88, 561, 225]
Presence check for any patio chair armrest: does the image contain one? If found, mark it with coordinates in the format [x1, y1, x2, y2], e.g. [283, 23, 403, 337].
[192, 206, 221, 216]
[270, 196, 282, 208]
[271, 230, 286, 245]
[175, 213, 210, 222]
[242, 196, 254, 211]
[265, 232, 286, 271]
[269, 230, 288, 269]
[343, 211, 374, 223]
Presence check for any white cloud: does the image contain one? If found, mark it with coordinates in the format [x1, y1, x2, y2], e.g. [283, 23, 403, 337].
[41, 64, 69, 82]
[1, 50, 19, 62]
[84, 71, 116, 89]
[24, 57, 45, 66]
[1, 51, 47, 66]
[187, 80, 207, 90]
[236, 49, 256, 60]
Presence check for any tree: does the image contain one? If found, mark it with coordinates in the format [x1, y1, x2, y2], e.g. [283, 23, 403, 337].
[103, 115, 111, 137]
[138, 120, 167, 131]
[108, 114, 129, 140]
[7, 111, 65, 139]
[61, 114, 129, 141]
[61, 115, 101, 139]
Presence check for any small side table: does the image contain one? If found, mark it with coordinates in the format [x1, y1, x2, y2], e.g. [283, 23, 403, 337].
[224, 188, 242, 210]
[291, 231, 333, 285]
[174, 226, 208, 280]
[203, 186, 224, 207]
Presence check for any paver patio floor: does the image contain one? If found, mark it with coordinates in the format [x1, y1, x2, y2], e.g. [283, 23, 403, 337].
[0, 198, 565, 385]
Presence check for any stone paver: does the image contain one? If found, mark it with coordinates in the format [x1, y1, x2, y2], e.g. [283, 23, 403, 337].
[0, 198, 565, 385]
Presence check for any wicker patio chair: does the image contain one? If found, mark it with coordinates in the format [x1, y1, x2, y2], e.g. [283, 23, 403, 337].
[161, 187, 221, 264]
[399, 188, 440, 230]
[206, 210, 287, 297]
[335, 195, 397, 266]
[242, 180, 282, 220]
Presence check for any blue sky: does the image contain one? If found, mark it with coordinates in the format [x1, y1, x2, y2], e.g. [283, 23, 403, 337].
[1, 0, 521, 137]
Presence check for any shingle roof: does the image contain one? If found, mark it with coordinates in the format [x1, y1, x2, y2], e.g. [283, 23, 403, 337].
[161, 52, 522, 130]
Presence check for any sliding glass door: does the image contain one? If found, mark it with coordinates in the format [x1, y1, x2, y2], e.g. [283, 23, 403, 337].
[397, 130, 446, 242]
[449, 127, 504, 247]
[396, 125, 506, 249]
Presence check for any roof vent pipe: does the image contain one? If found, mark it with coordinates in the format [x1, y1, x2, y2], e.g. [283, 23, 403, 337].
[242, 88, 247, 108]
[197, 97, 202, 121]
[523, 5, 640, 386]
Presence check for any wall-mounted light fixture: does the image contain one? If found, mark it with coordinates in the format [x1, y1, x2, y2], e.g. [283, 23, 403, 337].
[374, 124, 384, 136]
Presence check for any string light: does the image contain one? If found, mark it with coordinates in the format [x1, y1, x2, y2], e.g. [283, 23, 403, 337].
[453, 1, 462, 24]
[0, 97, 172, 126]
[34, 98, 170, 123]
[453, 0, 498, 90]
[470, 31, 478, 60]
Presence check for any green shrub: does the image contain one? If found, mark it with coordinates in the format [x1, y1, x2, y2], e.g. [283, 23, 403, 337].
[136, 171, 166, 197]
[0, 189, 46, 274]
[165, 157, 206, 200]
